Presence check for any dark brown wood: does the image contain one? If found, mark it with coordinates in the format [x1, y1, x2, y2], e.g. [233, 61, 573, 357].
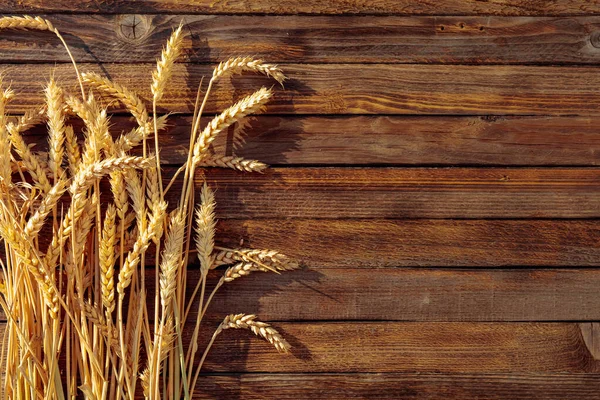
[23, 115, 600, 166]
[0, 322, 596, 373]
[216, 219, 600, 267]
[4, 15, 600, 64]
[191, 373, 600, 399]
[175, 268, 600, 322]
[185, 168, 600, 219]
[6, 268, 600, 323]
[3, 1, 600, 15]
[4, 63, 600, 115]
[196, 322, 599, 373]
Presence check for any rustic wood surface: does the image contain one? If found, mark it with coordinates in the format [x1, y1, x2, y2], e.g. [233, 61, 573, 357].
[2, 1, 600, 398]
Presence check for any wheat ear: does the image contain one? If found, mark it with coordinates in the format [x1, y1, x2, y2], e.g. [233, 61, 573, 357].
[160, 209, 185, 309]
[198, 155, 268, 173]
[192, 87, 272, 163]
[82, 72, 149, 126]
[151, 23, 184, 103]
[220, 313, 291, 353]
[24, 180, 68, 237]
[117, 201, 166, 297]
[213, 56, 286, 86]
[64, 125, 81, 177]
[195, 183, 216, 273]
[214, 248, 298, 270]
[7, 115, 52, 193]
[45, 78, 66, 179]
[100, 205, 117, 313]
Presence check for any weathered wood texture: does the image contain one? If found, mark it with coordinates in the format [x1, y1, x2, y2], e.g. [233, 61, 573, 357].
[3, 64, 600, 115]
[22, 115, 600, 166]
[168, 268, 600, 322]
[216, 219, 600, 267]
[194, 168, 600, 219]
[192, 373, 600, 400]
[4, 15, 600, 64]
[196, 322, 600, 373]
[3, 1, 600, 15]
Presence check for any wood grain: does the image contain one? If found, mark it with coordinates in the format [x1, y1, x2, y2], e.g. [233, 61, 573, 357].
[171, 268, 600, 322]
[195, 322, 599, 373]
[191, 373, 600, 399]
[3, 63, 600, 115]
[216, 219, 600, 267]
[4, 15, 600, 64]
[0, 322, 596, 373]
[189, 168, 600, 219]
[3, 0, 600, 15]
[23, 115, 600, 166]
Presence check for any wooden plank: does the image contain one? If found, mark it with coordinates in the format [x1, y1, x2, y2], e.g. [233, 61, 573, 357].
[23, 115, 600, 166]
[3, 0, 600, 15]
[4, 15, 600, 64]
[0, 322, 594, 373]
[3, 63, 600, 115]
[185, 168, 600, 219]
[195, 322, 600, 372]
[191, 373, 600, 399]
[14, 218, 600, 270]
[176, 268, 600, 322]
[6, 268, 599, 323]
[216, 219, 600, 267]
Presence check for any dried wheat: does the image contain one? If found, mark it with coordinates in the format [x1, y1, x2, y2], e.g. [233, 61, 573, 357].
[100, 205, 117, 313]
[220, 313, 290, 353]
[198, 155, 268, 173]
[82, 72, 149, 126]
[192, 87, 272, 163]
[45, 78, 66, 179]
[195, 183, 216, 273]
[213, 56, 286, 86]
[151, 23, 184, 102]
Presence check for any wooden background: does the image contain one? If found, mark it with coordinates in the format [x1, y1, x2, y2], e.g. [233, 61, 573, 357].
[3, 0, 600, 398]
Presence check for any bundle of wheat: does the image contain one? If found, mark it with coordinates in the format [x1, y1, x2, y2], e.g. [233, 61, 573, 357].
[0, 16, 296, 399]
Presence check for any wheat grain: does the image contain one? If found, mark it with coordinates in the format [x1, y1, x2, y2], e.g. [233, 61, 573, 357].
[192, 87, 272, 163]
[195, 183, 216, 273]
[198, 155, 268, 173]
[24, 180, 67, 237]
[151, 23, 184, 102]
[159, 210, 185, 309]
[45, 78, 66, 179]
[64, 125, 81, 177]
[100, 205, 117, 313]
[214, 248, 298, 270]
[220, 313, 290, 353]
[70, 156, 153, 197]
[117, 202, 166, 297]
[7, 116, 52, 193]
[213, 56, 286, 86]
[82, 72, 149, 126]
[0, 15, 54, 31]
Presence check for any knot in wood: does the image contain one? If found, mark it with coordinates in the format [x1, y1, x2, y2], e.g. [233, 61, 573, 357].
[590, 31, 600, 49]
[116, 15, 151, 44]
